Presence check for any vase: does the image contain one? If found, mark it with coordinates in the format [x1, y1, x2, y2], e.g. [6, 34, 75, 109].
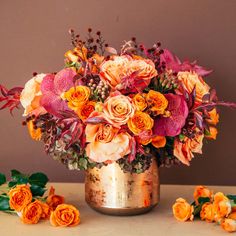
[85, 157, 160, 216]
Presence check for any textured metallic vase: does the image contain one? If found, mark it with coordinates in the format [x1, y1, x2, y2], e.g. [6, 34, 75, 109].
[85, 157, 160, 216]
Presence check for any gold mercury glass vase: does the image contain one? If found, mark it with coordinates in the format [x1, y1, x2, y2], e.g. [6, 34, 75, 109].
[85, 157, 160, 216]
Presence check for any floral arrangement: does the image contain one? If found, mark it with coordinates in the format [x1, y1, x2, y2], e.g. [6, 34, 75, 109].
[0, 170, 80, 226]
[0, 28, 235, 173]
[172, 186, 236, 233]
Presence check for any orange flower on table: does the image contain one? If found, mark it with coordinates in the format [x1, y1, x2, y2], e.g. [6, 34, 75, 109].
[76, 101, 95, 121]
[177, 71, 210, 104]
[200, 202, 215, 223]
[193, 186, 213, 205]
[50, 204, 80, 227]
[152, 135, 166, 148]
[132, 93, 147, 111]
[128, 111, 154, 135]
[206, 108, 219, 125]
[46, 186, 65, 210]
[221, 219, 236, 233]
[39, 201, 52, 220]
[172, 198, 194, 222]
[27, 120, 42, 141]
[205, 126, 218, 140]
[228, 212, 236, 220]
[146, 90, 168, 115]
[8, 184, 32, 212]
[21, 200, 43, 224]
[63, 86, 90, 111]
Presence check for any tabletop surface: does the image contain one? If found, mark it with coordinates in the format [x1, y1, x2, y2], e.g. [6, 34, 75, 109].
[0, 183, 235, 236]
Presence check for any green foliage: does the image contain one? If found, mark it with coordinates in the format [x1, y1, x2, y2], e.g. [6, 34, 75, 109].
[227, 195, 236, 204]
[29, 173, 49, 187]
[0, 173, 6, 185]
[0, 195, 10, 211]
[30, 185, 47, 197]
[192, 197, 211, 216]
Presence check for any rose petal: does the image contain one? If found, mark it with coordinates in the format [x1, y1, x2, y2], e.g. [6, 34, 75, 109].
[40, 74, 55, 94]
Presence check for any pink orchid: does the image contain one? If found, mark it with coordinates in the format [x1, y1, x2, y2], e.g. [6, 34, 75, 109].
[153, 94, 189, 137]
[40, 68, 77, 117]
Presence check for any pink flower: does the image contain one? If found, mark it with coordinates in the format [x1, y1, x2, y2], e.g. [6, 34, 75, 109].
[153, 94, 188, 137]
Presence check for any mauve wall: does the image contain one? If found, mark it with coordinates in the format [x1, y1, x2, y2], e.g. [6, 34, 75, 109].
[0, 0, 236, 185]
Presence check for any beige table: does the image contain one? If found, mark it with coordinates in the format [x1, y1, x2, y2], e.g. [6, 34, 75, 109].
[0, 183, 235, 236]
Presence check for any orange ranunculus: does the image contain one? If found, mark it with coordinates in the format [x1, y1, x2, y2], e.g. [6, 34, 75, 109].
[128, 111, 154, 135]
[206, 108, 219, 125]
[200, 203, 215, 222]
[193, 186, 213, 205]
[146, 90, 168, 115]
[177, 71, 210, 104]
[20, 74, 47, 116]
[132, 93, 147, 111]
[21, 200, 43, 224]
[205, 126, 218, 140]
[213, 192, 232, 221]
[173, 131, 204, 166]
[39, 201, 52, 220]
[8, 184, 32, 212]
[172, 198, 194, 222]
[46, 186, 65, 210]
[103, 93, 135, 127]
[27, 120, 42, 141]
[152, 135, 166, 148]
[50, 204, 80, 227]
[76, 101, 95, 121]
[63, 86, 90, 111]
[221, 219, 236, 233]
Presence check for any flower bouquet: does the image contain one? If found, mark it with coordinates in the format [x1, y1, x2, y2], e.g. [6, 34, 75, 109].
[1, 28, 235, 215]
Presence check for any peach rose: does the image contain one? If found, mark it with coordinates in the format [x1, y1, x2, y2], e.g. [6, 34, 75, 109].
[221, 219, 236, 233]
[128, 111, 154, 135]
[132, 93, 147, 111]
[146, 90, 168, 115]
[200, 203, 215, 222]
[177, 71, 210, 104]
[21, 200, 43, 224]
[213, 192, 232, 221]
[152, 135, 166, 148]
[20, 74, 47, 116]
[8, 184, 32, 212]
[205, 126, 218, 140]
[172, 198, 194, 222]
[103, 93, 135, 127]
[76, 101, 95, 121]
[206, 108, 219, 125]
[27, 120, 42, 141]
[193, 186, 213, 205]
[50, 204, 80, 227]
[86, 132, 131, 163]
[46, 186, 65, 210]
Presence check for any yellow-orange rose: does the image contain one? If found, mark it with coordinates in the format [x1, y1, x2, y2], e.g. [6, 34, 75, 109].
[50, 204, 80, 227]
[20, 74, 47, 116]
[132, 93, 147, 111]
[229, 212, 236, 220]
[152, 135, 166, 148]
[146, 90, 168, 115]
[46, 186, 65, 210]
[103, 93, 135, 127]
[21, 200, 43, 224]
[76, 101, 95, 121]
[200, 203, 215, 222]
[63, 86, 90, 111]
[128, 111, 154, 135]
[172, 198, 194, 222]
[213, 192, 231, 221]
[221, 219, 236, 233]
[193, 186, 213, 205]
[8, 184, 32, 212]
[206, 108, 219, 125]
[27, 120, 42, 141]
[177, 71, 210, 104]
[205, 126, 218, 140]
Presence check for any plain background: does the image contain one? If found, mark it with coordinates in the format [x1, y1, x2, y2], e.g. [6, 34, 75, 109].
[0, 0, 235, 185]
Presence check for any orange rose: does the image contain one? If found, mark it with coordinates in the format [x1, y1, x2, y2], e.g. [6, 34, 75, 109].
[152, 135, 166, 148]
[206, 108, 219, 125]
[177, 71, 210, 104]
[39, 201, 52, 220]
[146, 90, 168, 115]
[200, 203, 215, 222]
[172, 198, 194, 222]
[50, 204, 80, 227]
[132, 93, 147, 111]
[27, 120, 42, 141]
[8, 184, 32, 212]
[213, 192, 231, 221]
[128, 111, 154, 135]
[103, 93, 135, 127]
[229, 212, 236, 220]
[76, 101, 95, 121]
[20, 74, 47, 116]
[205, 126, 218, 140]
[63, 86, 90, 111]
[136, 130, 153, 145]
[21, 200, 43, 224]
[193, 186, 213, 205]
[221, 219, 236, 233]
[46, 186, 65, 210]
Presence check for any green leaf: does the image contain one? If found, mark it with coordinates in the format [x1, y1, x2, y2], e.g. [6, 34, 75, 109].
[10, 169, 29, 184]
[29, 173, 49, 187]
[30, 185, 46, 197]
[198, 197, 210, 204]
[78, 158, 88, 170]
[11, 169, 21, 178]
[0, 195, 10, 211]
[8, 181, 17, 188]
[227, 195, 236, 204]
[0, 173, 6, 185]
